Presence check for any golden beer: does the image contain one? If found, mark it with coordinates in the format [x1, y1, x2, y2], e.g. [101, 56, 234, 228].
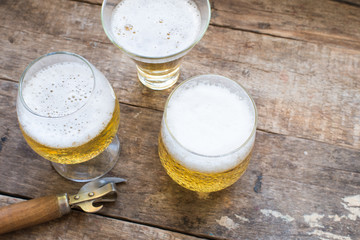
[158, 75, 257, 192]
[20, 102, 120, 164]
[159, 135, 253, 192]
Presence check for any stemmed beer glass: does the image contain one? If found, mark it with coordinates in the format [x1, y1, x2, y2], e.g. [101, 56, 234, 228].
[17, 52, 121, 182]
[101, 0, 211, 90]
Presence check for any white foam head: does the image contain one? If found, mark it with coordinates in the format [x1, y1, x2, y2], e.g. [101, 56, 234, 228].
[110, 0, 201, 57]
[21, 62, 94, 117]
[18, 56, 116, 149]
[161, 75, 257, 173]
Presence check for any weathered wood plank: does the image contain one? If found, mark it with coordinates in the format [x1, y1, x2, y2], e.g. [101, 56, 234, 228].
[2, 0, 360, 51]
[210, 0, 360, 51]
[0, 195, 203, 240]
[0, 80, 359, 239]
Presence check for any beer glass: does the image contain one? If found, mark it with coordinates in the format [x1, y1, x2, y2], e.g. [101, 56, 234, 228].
[159, 75, 257, 192]
[101, 0, 211, 90]
[17, 52, 121, 182]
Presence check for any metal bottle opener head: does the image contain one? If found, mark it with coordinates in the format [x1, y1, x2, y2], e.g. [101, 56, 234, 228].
[68, 177, 126, 213]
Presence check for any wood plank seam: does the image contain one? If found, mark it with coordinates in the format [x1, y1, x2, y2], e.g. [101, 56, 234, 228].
[312, 164, 360, 175]
[211, 4, 302, 18]
[194, 55, 310, 77]
[330, 0, 360, 8]
[0, 191, 31, 202]
[68, 0, 101, 6]
[95, 212, 218, 240]
[0, 77, 17, 84]
[257, 127, 360, 152]
[209, 22, 360, 47]
[116, 100, 163, 113]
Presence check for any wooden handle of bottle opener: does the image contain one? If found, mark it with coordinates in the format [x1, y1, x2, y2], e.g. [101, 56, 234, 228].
[0, 194, 70, 235]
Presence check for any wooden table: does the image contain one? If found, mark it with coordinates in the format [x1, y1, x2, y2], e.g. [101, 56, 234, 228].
[0, 0, 359, 239]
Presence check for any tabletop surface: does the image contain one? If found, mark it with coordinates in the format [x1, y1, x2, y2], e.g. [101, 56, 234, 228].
[0, 0, 359, 239]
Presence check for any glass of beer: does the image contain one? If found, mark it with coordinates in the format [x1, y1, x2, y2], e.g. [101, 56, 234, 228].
[101, 0, 211, 90]
[159, 75, 257, 192]
[17, 52, 121, 182]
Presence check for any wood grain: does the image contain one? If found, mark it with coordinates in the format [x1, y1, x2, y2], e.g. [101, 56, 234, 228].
[0, 0, 359, 239]
[0, 0, 359, 150]
[0, 195, 65, 234]
[211, 0, 360, 50]
[0, 80, 359, 239]
[0, 195, 203, 240]
[7, 0, 359, 52]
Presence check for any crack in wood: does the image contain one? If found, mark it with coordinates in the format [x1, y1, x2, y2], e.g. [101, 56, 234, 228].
[211, 2, 294, 17]
[330, 0, 360, 8]
[313, 165, 360, 175]
[257, 127, 360, 152]
[68, 0, 101, 6]
[0, 191, 31, 202]
[0, 128, 10, 154]
[253, 173, 263, 193]
[210, 23, 305, 43]
[90, 211, 219, 240]
[0, 136, 7, 153]
[210, 22, 360, 50]
[118, 101, 163, 113]
[0, 77, 17, 84]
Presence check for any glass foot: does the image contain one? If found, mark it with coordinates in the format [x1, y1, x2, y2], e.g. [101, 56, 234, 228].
[51, 135, 121, 182]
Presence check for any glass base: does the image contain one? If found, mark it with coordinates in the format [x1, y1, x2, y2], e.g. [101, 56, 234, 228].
[51, 135, 121, 182]
[136, 65, 180, 90]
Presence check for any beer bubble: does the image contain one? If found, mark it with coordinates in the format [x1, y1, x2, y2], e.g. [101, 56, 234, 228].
[124, 24, 133, 31]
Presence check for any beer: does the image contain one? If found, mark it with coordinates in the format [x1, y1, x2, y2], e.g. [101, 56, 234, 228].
[17, 61, 119, 164]
[102, 0, 210, 90]
[159, 75, 257, 192]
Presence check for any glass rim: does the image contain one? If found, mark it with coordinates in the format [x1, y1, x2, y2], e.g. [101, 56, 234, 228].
[18, 51, 97, 119]
[163, 74, 258, 158]
[101, 0, 211, 60]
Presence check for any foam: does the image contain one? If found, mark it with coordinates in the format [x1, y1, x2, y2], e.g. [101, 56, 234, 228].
[162, 76, 256, 173]
[110, 0, 201, 57]
[18, 62, 116, 149]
